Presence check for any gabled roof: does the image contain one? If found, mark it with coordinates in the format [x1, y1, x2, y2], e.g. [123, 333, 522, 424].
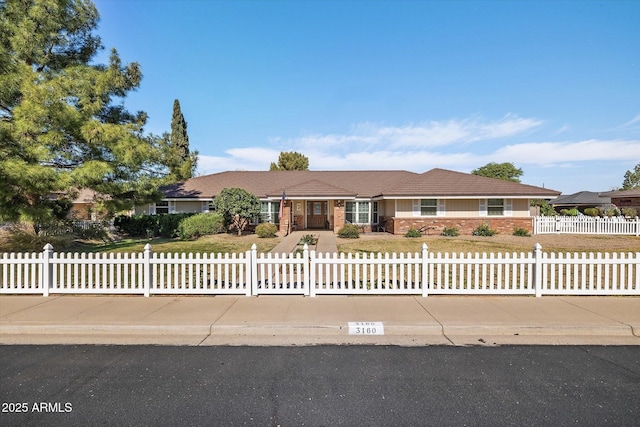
[162, 170, 416, 199]
[552, 191, 611, 206]
[380, 168, 560, 198]
[161, 168, 560, 200]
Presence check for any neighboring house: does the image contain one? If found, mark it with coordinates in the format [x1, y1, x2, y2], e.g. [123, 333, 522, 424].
[551, 191, 612, 213]
[69, 189, 108, 220]
[599, 188, 640, 214]
[135, 168, 560, 235]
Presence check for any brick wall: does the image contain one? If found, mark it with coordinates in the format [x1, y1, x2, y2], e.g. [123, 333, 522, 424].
[389, 217, 533, 235]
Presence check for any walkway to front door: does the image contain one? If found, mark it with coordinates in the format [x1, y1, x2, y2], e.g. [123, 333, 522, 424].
[269, 230, 338, 255]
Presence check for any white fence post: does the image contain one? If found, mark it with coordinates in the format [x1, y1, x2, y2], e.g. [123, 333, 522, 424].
[143, 244, 152, 297]
[533, 243, 543, 297]
[250, 244, 258, 296]
[421, 243, 429, 297]
[303, 244, 310, 297]
[309, 249, 317, 297]
[636, 217, 639, 237]
[41, 243, 53, 297]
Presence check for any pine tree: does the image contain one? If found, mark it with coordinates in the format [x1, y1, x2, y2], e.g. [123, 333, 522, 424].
[0, 0, 175, 222]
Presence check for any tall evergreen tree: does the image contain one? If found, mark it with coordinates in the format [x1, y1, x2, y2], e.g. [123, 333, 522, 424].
[169, 99, 196, 181]
[0, 0, 175, 223]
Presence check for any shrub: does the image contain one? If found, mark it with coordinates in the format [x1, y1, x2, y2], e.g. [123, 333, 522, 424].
[337, 223, 360, 238]
[114, 214, 194, 238]
[621, 207, 638, 218]
[513, 227, 531, 237]
[404, 228, 422, 238]
[298, 234, 317, 245]
[176, 213, 225, 240]
[602, 207, 620, 217]
[472, 223, 497, 236]
[440, 226, 459, 237]
[255, 222, 278, 238]
[560, 208, 580, 216]
[583, 208, 599, 217]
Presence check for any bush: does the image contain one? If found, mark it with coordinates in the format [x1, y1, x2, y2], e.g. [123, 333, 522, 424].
[177, 213, 225, 240]
[255, 222, 278, 238]
[298, 234, 317, 245]
[114, 214, 194, 238]
[560, 208, 580, 216]
[583, 208, 599, 217]
[404, 228, 422, 238]
[472, 223, 497, 236]
[338, 223, 360, 238]
[602, 207, 620, 217]
[621, 207, 638, 218]
[513, 227, 531, 237]
[440, 226, 459, 237]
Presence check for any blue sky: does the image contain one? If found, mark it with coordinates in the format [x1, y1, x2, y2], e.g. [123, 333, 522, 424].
[93, 0, 639, 194]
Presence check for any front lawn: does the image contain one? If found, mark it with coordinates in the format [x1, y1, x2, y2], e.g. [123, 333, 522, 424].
[38, 233, 282, 254]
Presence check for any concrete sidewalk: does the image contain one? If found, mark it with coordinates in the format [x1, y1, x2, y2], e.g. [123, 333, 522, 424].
[1, 295, 638, 346]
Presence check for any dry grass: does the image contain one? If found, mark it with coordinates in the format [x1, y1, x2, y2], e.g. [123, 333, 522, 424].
[74, 233, 281, 254]
[337, 233, 640, 255]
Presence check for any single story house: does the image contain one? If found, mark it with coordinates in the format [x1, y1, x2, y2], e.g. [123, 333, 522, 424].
[551, 191, 612, 213]
[599, 188, 640, 214]
[135, 168, 560, 235]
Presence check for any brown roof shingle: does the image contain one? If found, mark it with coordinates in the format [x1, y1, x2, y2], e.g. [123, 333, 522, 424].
[161, 169, 560, 200]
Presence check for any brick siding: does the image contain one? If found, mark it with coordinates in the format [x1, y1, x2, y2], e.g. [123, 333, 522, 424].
[389, 217, 533, 236]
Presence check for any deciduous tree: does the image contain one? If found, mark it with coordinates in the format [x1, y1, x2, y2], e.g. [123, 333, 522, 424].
[211, 188, 260, 236]
[269, 151, 309, 171]
[471, 162, 523, 183]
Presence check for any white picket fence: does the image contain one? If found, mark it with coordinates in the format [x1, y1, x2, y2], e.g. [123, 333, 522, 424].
[1, 244, 638, 297]
[534, 216, 640, 235]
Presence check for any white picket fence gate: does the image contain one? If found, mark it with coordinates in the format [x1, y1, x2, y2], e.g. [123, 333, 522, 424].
[534, 216, 640, 235]
[1, 244, 638, 297]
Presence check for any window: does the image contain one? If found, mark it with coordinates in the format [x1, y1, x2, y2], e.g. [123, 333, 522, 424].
[201, 201, 215, 213]
[346, 201, 370, 224]
[155, 201, 169, 214]
[372, 202, 379, 224]
[420, 199, 437, 216]
[487, 198, 504, 216]
[260, 201, 280, 223]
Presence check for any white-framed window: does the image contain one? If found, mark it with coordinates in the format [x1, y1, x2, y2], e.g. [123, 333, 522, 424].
[421, 199, 437, 216]
[488, 198, 504, 216]
[372, 201, 379, 224]
[152, 200, 175, 214]
[202, 201, 215, 213]
[260, 201, 280, 223]
[345, 201, 370, 224]
[413, 199, 444, 217]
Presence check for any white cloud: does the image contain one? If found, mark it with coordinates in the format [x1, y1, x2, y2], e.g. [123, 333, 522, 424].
[621, 113, 640, 128]
[195, 116, 637, 190]
[279, 114, 543, 151]
[492, 140, 640, 165]
[196, 147, 280, 174]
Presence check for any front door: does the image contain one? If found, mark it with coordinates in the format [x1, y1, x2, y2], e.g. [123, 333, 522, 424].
[307, 201, 327, 229]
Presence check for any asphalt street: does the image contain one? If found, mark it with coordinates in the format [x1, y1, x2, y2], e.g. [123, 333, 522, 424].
[1, 345, 639, 426]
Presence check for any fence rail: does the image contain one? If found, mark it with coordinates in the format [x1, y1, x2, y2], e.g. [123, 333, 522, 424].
[534, 216, 640, 235]
[2, 244, 638, 297]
